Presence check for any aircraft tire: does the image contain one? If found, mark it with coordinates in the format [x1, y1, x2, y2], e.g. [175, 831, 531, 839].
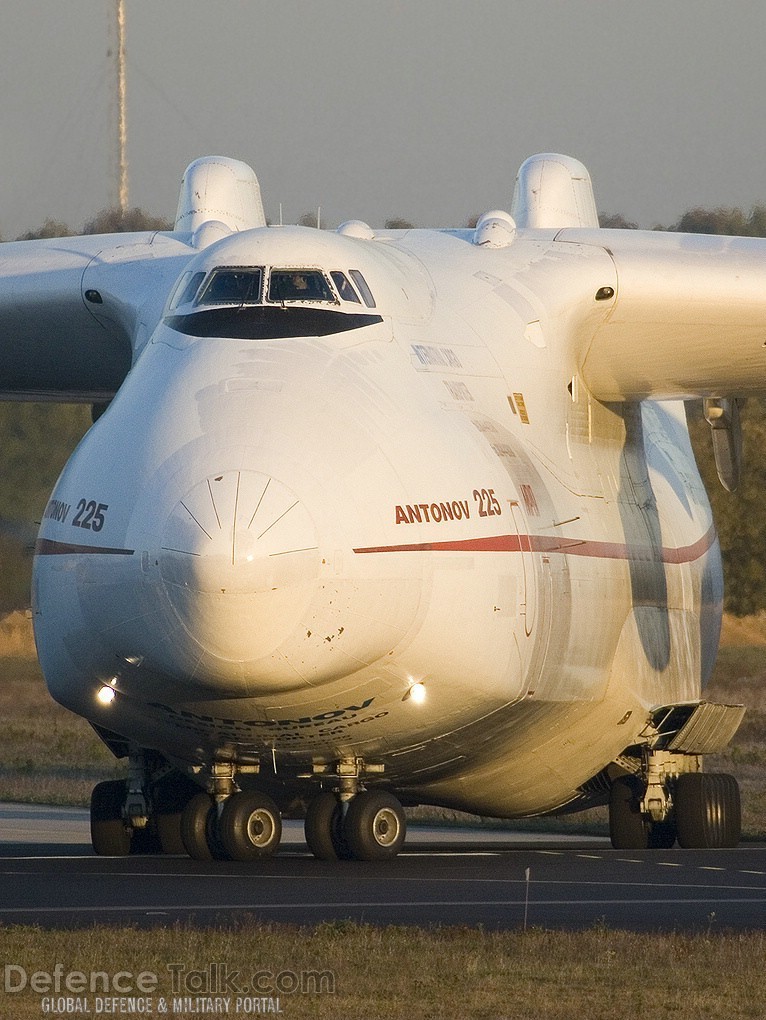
[344, 790, 406, 861]
[609, 776, 649, 850]
[90, 780, 131, 856]
[647, 820, 677, 849]
[129, 817, 164, 855]
[156, 811, 186, 854]
[152, 771, 200, 854]
[304, 791, 351, 860]
[219, 791, 282, 861]
[181, 792, 222, 861]
[675, 773, 741, 848]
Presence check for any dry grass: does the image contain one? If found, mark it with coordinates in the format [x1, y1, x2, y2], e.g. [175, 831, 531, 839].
[0, 922, 765, 1019]
[0, 613, 125, 804]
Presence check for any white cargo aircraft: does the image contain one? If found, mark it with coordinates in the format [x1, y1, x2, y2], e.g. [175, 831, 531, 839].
[1, 153, 753, 860]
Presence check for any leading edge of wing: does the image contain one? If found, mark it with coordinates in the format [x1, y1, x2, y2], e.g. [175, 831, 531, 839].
[561, 228, 766, 401]
[0, 231, 193, 401]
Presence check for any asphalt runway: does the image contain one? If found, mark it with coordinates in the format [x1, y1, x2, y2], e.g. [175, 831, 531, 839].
[1, 803, 765, 930]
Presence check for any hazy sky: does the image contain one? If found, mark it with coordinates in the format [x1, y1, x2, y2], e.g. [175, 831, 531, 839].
[1, 1, 765, 238]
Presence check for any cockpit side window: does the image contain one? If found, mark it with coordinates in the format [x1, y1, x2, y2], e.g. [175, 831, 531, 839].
[268, 270, 335, 303]
[197, 267, 263, 305]
[168, 270, 206, 311]
[349, 270, 376, 308]
[331, 271, 362, 303]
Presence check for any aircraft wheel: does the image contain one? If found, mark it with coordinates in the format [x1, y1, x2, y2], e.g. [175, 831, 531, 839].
[675, 773, 741, 848]
[609, 776, 649, 850]
[181, 792, 228, 861]
[153, 772, 199, 854]
[156, 811, 186, 854]
[344, 790, 406, 861]
[647, 820, 677, 849]
[219, 791, 282, 861]
[90, 780, 131, 856]
[129, 817, 164, 855]
[304, 791, 351, 860]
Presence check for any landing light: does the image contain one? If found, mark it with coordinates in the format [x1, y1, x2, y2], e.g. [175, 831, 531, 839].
[97, 685, 116, 706]
[403, 681, 427, 704]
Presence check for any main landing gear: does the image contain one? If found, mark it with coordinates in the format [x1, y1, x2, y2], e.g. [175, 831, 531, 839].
[89, 752, 407, 862]
[608, 753, 741, 850]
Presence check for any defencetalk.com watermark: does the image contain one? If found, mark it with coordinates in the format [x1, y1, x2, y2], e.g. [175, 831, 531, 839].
[3, 961, 336, 1015]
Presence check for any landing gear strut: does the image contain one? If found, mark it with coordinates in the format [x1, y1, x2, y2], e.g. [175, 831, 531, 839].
[304, 787, 406, 861]
[89, 752, 408, 862]
[609, 759, 741, 850]
[90, 751, 199, 857]
[177, 764, 283, 862]
[301, 755, 407, 861]
[608, 776, 678, 849]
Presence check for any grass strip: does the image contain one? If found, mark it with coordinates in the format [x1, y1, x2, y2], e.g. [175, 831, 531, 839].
[1, 921, 765, 1019]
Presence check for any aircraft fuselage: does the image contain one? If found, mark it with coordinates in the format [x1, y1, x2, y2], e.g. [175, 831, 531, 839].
[32, 224, 721, 818]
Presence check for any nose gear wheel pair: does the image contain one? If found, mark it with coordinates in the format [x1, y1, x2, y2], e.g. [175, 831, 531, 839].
[304, 789, 406, 861]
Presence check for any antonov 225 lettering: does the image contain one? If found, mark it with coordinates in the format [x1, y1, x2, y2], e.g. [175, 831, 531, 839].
[1, 152, 756, 860]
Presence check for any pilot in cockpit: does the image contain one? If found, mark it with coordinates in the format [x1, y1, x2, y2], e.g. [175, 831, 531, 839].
[269, 269, 333, 302]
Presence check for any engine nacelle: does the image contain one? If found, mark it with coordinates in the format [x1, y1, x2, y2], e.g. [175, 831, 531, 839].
[175, 156, 267, 235]
[511, 152, 599, 229]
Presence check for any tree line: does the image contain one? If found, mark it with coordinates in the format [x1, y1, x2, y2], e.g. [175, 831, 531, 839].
[4, 200, 766, 241]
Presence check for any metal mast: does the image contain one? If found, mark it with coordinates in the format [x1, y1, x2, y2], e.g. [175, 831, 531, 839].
[117, 0, 128, 213]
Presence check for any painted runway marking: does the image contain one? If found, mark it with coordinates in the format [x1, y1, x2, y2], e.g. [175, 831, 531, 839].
[400, 851, 501, 857]
[3, 895, 766, 917]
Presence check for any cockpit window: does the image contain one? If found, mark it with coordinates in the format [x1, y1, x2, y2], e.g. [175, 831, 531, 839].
[168, 270, 206, 311]
[197, 267, 263, 305]
[349, 270, 376, 308]
[268, 269, 335, 303]
[331, 271, 361, 303]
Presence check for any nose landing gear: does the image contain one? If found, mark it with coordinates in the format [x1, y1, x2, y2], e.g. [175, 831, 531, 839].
[89, 752, 407, 862]
[179, 789, 283, 861]
[304, 788, 406, 861]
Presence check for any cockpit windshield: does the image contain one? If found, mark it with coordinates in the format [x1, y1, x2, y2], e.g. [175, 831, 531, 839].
[163, 263, 381, 338]
[197, 268, 263, 305]
[181, 266, 376, 310]
[268, 270, 335, 303]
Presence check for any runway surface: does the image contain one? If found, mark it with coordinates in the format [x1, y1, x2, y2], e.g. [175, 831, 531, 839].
[1, 803, 765, 930]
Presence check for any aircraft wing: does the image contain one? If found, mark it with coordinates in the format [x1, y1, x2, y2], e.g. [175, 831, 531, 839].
[564, 228, 766, 401]
[0, 155, 267, 402]
[0, 232, 194, 401]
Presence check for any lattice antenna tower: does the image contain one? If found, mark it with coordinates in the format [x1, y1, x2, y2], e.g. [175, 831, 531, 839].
[116, 0, 128, 213]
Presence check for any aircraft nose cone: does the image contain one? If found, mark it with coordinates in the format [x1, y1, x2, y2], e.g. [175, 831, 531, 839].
[159, 470, 319, 663]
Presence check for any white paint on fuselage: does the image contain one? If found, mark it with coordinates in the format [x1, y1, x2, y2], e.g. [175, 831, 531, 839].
[32, 225, 720, 817]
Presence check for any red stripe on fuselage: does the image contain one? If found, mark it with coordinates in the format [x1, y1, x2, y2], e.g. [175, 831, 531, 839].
[34, 539, 134, 556]
[353, 524, 716, 564]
